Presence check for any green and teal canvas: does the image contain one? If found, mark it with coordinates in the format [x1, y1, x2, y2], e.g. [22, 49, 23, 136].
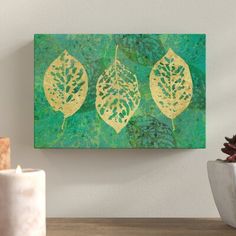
[34, 34, 206, 148]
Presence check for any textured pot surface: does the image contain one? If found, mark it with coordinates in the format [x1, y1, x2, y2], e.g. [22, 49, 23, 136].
[207, 160, 236, 228]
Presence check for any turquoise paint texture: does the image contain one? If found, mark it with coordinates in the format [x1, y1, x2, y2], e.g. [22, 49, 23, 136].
[34, 34, 206, 148]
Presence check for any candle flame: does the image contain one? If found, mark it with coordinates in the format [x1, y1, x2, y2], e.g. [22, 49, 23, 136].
[16, 165, 22, 174]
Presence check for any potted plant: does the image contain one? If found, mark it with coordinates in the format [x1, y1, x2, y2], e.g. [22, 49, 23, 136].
[207, 135, 236, 228]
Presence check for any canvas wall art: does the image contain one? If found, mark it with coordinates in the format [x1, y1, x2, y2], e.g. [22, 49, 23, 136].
[34, 34, 206, 148]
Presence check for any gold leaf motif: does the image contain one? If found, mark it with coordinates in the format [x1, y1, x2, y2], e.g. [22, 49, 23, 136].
[96, 45, 141, 133]
[149, 48, 193, 130]
[44, 50, 88, 130]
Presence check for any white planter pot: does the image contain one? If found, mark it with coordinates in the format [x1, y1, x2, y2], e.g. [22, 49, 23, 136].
[207, 160, 236, 228]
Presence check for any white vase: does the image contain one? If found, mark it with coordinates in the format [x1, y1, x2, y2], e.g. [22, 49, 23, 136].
[207, 160, 236, 228]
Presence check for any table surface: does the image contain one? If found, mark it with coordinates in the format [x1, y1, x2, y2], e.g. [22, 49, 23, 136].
[47, 218, 236, 236]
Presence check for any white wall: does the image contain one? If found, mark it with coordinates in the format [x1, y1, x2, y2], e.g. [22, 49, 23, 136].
[0, 0, 235, 217]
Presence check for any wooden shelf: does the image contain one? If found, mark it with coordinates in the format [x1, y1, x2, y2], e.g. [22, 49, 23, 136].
[47, 218, 236, 236]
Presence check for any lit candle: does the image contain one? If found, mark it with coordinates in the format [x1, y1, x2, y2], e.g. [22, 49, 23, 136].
[0, 166, 46, 236]
[0, 137, 11, 170]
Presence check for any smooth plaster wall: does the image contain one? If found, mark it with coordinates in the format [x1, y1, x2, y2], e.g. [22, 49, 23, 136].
[0, 0, 235, 217]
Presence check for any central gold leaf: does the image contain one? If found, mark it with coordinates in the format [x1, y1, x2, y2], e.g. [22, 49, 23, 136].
[96, 45, 141, 133]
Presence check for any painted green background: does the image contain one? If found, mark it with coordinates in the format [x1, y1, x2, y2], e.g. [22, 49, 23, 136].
[34, 34, 206, 148]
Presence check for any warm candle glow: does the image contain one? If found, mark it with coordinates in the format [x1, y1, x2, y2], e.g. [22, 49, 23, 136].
[16, 165, 22, 174]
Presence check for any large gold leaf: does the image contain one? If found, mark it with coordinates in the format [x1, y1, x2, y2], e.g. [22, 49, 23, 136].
[150, 48, 193, 130]
[96, 45, 141, 133]
[44, 50, 88, 129]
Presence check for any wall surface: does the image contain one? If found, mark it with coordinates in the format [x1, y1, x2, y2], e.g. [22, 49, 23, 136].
[0, 0, 235, 217]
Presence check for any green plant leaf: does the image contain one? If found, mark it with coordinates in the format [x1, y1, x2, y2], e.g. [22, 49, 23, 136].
[127, 116, 175, 148]
[115, 34, 165, 66]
